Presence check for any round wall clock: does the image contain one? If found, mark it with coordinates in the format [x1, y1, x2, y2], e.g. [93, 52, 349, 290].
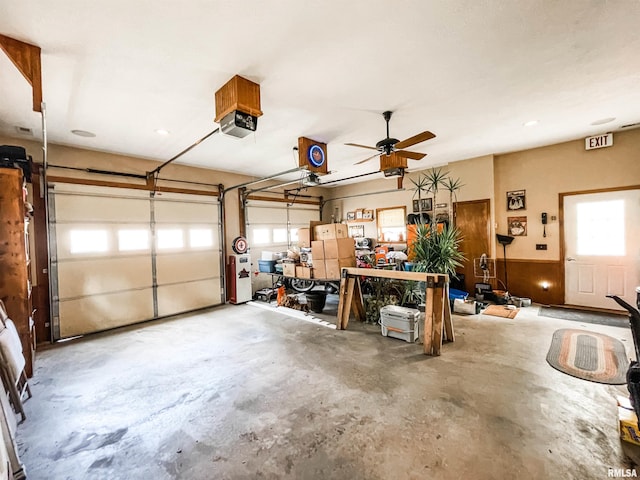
[307, 144, 325, 168]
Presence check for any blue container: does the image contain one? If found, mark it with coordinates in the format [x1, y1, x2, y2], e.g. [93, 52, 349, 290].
[258, 260, 277, 273]
[449, 288, 468, 301]
[403, 262, 415, 271]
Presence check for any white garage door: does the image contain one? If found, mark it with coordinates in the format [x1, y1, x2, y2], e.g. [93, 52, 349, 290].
[49, 183, 222, 339]
[245, 199, 320, 290]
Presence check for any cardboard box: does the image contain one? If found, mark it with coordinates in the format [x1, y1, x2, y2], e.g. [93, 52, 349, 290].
[323, 237, 355, 259]
[311, 240, 325, 260]
[297, 228, 311, 248]
[296, 266, 313, 279]
[313, 260, 327, 279]
[282, 263, 297, 277]
[309, 221, 325, 241]
[324, 257, 355, 279]
[313, 223, 348, 240]
[619, 406, 640, 446]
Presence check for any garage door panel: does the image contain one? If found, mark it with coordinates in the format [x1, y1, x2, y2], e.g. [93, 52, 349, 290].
[157, 278, 221, 317]
[155, 200, 219, 224]
[55, 195, 150, 223]
[59, 289, 154, 337]
[58, 256, 152, 298]
[156, 251, 220, 284]
[289, 208, 320, 223]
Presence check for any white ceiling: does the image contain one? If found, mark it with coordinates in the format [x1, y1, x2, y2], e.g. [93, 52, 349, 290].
[1, 1, 639, 186]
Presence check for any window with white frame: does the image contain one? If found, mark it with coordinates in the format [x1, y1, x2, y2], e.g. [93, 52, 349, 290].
[376, 206, 407, 242]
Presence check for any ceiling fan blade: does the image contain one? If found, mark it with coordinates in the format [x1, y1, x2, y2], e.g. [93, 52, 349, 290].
[345, 142, 378, 150]
[354, 152, 381, 165]
[396, 150, 426, 161]
[394, 131, 436, 150]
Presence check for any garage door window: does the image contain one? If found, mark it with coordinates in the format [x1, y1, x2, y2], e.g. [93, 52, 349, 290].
[118, 229, 150, 251]
[69, 229, 109, 254]
[189, 228, 214, 248]
[157, 229, 184, 249]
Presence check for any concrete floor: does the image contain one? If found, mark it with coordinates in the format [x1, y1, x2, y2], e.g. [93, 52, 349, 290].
[16, 299, 639, 479]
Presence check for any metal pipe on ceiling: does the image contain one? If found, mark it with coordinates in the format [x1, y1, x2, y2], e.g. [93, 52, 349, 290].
[148, 127, 220, 176]
[224, 166, 308, 193]
[245, 177, 305, 195]
[316, 170, 380, 186]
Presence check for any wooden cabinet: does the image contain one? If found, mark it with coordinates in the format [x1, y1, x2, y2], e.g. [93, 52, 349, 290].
[0, 168, 34, 377]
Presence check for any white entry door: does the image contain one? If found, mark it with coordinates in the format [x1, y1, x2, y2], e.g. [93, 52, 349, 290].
[564, 188, 640, 310]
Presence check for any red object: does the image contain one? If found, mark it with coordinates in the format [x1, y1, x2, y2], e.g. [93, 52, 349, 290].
[375, 246, 388, 265]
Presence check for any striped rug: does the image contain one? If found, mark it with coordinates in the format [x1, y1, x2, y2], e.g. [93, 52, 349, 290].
[546, 328, 629, 384]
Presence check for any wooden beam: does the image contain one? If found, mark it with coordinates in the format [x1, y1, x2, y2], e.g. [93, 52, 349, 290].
[443, 296, 454, 342]
[423, 286, 434, 354]
[0, 34, 42, 112]
[46, 175, 219, 196]
[246, 194, 320, 206]
[336, 275, 350, 330]
[342, 267, 448, 283]
[431, 283, 445, 356]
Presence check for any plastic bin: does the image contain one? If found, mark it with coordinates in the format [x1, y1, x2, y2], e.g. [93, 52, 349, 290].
[258, 260, 276, 273]
[380, 305, 421, 343]
[449, 288, 468, 302]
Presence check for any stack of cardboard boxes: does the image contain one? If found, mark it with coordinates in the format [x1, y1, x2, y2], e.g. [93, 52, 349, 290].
[282, 223, 356, 280]
[311, 224, 355, 279]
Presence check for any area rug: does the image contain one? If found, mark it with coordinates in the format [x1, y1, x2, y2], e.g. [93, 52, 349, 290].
[539, 306, 627, 327]
[482, 304, 519, 319]
[546, 328, 628, 384]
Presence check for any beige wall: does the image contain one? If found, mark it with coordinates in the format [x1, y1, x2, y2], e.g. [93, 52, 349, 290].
[494, 128, 640, 260]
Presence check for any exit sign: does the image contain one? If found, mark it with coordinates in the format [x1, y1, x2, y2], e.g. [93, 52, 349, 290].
[585, 133, 613, 150]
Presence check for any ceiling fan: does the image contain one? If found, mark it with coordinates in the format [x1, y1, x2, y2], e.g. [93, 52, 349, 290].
[346, 111, 436, 165]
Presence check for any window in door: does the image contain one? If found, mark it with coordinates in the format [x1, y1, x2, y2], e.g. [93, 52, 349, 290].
[576, 200, 625, 256]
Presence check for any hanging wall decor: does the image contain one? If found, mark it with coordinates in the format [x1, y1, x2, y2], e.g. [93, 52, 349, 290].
[508, 216, 527, 236]
[507, 190, 526, 211]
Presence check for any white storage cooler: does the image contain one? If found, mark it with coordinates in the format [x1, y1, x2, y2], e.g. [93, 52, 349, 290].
[380, 305, 421, 343]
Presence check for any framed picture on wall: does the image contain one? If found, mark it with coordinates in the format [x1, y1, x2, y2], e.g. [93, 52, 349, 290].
[363, 209, 373, 220]
[420, 198, 433, 212]
[507, 216, 527, 236]
[349, 225, 365, 238]
[355, 209, 364, 219]
[412, 199, 420, 212]
[507, 190, 526, 211]
[346, 211, 356, 221]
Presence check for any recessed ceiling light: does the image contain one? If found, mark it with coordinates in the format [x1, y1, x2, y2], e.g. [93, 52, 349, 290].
[590, 117, 616, 126]
[71, 129, 96, 137]
[155, 129, 170, 135]
[523, 120, 539, 127]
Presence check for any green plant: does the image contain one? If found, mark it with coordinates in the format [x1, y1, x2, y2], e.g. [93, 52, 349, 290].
[400, 280, 425, 306]
[411, 222, 466, 277]
[442, 177, 464, 225]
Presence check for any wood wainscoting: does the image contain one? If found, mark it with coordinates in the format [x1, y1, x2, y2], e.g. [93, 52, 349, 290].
[496, 259, 563, 305]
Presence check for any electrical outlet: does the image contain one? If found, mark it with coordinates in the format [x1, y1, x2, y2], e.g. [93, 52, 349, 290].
[536, 244, 547, 250]
[551, 215, 557, 221]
